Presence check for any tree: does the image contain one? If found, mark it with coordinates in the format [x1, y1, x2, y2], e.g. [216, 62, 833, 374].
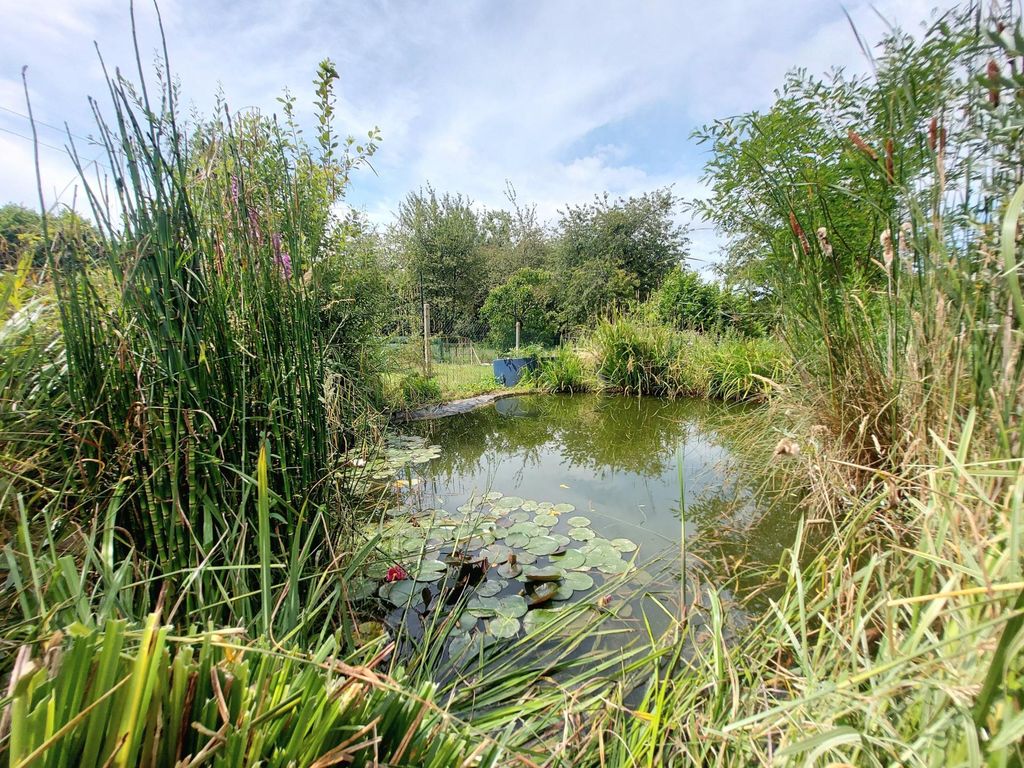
[0, 203, 102, 269]
[480, 268, 555, 350]
[396, 186, 487, 339]
[553, 188, 687, 333]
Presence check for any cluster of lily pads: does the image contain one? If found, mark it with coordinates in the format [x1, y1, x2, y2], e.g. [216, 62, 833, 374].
[346, 435, 442, 483]
[374, 479, 639, 649]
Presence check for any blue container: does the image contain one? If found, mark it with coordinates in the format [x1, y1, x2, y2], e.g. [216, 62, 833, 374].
[492, 356, 537, 386]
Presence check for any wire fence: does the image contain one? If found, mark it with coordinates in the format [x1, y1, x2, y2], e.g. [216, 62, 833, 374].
[386, 292, 500, 396]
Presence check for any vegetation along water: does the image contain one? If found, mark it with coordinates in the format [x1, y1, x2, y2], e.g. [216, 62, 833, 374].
[1, 1, 1023, 765]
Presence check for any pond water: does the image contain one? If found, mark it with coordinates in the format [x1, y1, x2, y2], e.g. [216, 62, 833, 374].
[369, 394, 799, 657]
[412, 394, 795, 576]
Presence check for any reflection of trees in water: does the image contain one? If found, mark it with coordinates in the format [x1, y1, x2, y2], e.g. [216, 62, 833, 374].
[414, 394, 742, 480]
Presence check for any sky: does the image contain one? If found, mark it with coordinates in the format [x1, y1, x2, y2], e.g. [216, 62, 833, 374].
[0, 0, 957, 267]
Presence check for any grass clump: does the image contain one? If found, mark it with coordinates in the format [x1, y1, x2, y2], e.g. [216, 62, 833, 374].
[534, 345, 591, 393]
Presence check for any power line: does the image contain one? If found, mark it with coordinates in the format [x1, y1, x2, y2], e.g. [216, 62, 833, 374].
[0, 103, 94, 144]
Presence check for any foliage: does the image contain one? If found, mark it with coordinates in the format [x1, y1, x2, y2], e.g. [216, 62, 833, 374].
[553, 188, 688, 333]
[0, 204, 103, 270]
[480, 268, 555, 349]
[33, 31, 382, 631]
[4, 615, 503, 767]
[393, 372, 443, 407]
[396, 186, 487, 339]
[534, 346, 591, 394]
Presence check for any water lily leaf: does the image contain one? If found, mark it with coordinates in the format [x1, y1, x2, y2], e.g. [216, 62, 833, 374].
[379, 580, 422, 608]
[496, 562, 522, 579]
[550, 549, 586, 569]
[484, 491, 504, 502]
[536, 501, 554, 511]
[480, 544, 512, 564]
[611, 538, 637, 553]
[508, 511, 531, 523]
[553, 583, 574, 600]
[467, 596, 498, 617]
[504, 532, 530, 548]
[515, 551, 538, 564]
[413, 559, 449, 582]
[487, 615, 520, 639]
[448, 632, 477, 659]
[563, 571, 594, 591]
[569, 527, 595, 541]
[494, 594, 528, 618]
[549, 533, 571, 547]
[567, 516, 591, 527]
[523, 608, 563, 633]
[475, 578, 507, 598]
[508, 522, 543, 537]
[553, 503, 576, 514]
[528, 581, 559, 606]
[534, 513, 558, 527]
[597, 558, 629, 575]
[348, 578, 378, 600]
[494, 495, 524, 510]
[524, 566, 564, 582]
[525, 536, 561, 556]
[521, 500, 539, 512]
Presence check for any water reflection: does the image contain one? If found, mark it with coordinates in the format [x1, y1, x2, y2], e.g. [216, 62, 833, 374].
[412, 394, 796, 575]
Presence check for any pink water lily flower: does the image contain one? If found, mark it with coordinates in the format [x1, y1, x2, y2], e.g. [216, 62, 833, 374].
[385, 565, 408, 582]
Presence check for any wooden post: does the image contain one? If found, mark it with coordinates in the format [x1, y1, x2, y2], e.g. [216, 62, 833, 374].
[422, 302, 431, 377]
[515, 320, 521, 353]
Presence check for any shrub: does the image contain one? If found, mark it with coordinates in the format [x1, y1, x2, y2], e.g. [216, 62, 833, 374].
[588, 317, 674, 395]
[396, 373, 442, 407]
[535, 346, 591, 393]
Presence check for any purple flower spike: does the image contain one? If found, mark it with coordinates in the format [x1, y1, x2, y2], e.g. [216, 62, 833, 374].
[275, 250, 292, 280]
[230, 175, 239, 205]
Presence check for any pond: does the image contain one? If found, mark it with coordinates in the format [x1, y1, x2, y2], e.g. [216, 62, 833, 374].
[367, 394, 798, 660]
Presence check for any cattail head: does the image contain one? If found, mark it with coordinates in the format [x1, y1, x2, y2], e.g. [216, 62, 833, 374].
[816, 227, 833, 259]
[848, 129, 878, 161]
[884, 139, 895, 184]
[789, 212, 810, 255]
[988, 59, 1001, 106]
[880, 229, 894, 270]
[928, 117, 938, 151]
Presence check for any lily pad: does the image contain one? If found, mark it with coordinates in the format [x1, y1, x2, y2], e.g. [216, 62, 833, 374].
[504, 531, 530, 548]
[480, 544, 512, 564]
[597, 558, 629, 575]
[553, 503, 576, 514]
[475, 578, 507, 598]
[521, 500, 539, 512]
[515, 551, 538, 564]
[496, 562, 522, 579]
[413, 559, 449, 582]
[610, 538, 638, 553]
[563, 571, 594, 591]
[527, 581, 559, 606]
[550, 549, 587, 569]
[553, 583, 574, 600]
[568, 516, 591, 527]
[549, 533, 571, 547]
[379, 580, 422, 608]
[524, 566, 564, 582]
[569, 527, 595, 541]
[487, 615, 520, 639]
[484, 491, 504, 502]
[534, 513, 558, 527]
[494, 495, 524, 510]
[508, 511, 531, 523]
[525, 536, 561, 556]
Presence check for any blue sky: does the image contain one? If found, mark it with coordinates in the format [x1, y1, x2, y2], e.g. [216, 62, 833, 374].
[1, 0, 954, 265]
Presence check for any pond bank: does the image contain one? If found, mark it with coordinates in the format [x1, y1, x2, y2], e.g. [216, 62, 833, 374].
[394, 390, 525, 422]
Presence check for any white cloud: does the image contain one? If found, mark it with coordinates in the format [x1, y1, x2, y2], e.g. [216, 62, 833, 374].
[0, 0, 962, 260]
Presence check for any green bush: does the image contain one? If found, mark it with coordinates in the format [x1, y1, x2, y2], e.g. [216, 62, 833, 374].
[588, 317, 674, 395]
[395, 373, 443, 407]
[535, 346, 591, 393]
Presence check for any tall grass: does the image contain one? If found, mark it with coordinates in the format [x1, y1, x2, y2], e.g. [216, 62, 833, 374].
[25, 15, 383, 631]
